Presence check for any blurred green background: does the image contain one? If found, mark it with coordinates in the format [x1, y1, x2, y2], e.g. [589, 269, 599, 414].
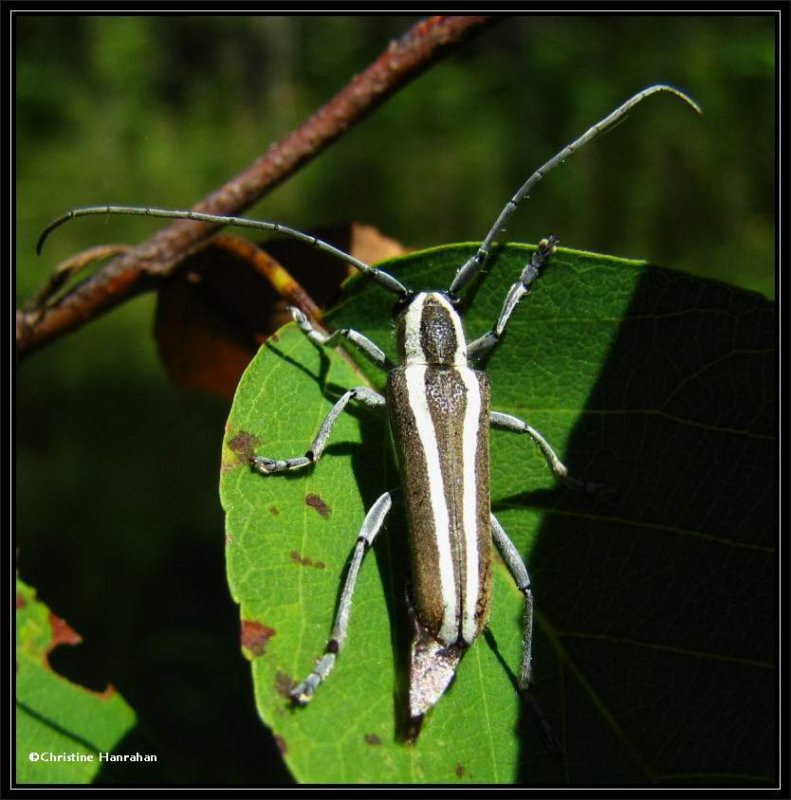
[16, 15, 775, 784]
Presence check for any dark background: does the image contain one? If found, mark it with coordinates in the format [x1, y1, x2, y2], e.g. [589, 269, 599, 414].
[16, 14, 775, 784]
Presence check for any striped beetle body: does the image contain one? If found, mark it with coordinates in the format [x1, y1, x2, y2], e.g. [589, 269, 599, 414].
[388, 292, 493, 716]
[37, 85, 700, 738]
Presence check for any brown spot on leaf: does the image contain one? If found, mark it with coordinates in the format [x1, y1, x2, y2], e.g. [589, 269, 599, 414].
[15, 599, 117, 699]
[228, 430, 260, 459]
[455, 763, 466, 778]
[241, 620, 276, 657]
[305, 493, 331, 519]
[269, 505, 280, 516]
[364, 733, 382, 746]
[290, 550, 326, 569]
[275, 670, 296, 699]
[48, 612, 82, 650]
[274, 735, 288, 755]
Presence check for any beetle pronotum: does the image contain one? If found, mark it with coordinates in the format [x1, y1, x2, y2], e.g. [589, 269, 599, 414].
[39, 83, 700, 735]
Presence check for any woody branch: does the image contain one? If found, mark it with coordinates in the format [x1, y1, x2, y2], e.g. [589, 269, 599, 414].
[17, 15, 498, 358]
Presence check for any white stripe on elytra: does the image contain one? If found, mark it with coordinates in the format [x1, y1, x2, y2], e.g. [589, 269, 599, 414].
[404, 364, 458, 644]
[459, 366, 481, 644]
[403, 293, 426, 365]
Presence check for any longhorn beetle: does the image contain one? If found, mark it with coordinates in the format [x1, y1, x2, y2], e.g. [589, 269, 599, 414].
[38, 84, 700, 734]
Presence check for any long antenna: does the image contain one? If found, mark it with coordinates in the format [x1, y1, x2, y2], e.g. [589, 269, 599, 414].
[448, 84, 701, 295]
[37, 206, 408, 296]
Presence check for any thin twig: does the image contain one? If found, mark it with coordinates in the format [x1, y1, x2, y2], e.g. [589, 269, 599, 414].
[22, 244, 132, 316]
[18, 15, 498, 358]
[210, 235, 323, 321]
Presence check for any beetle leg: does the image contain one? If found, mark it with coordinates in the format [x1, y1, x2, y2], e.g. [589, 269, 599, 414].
[290, 491, 393, 704]
[290, 307, 393, 372]
[489, 410, 614, 498]
[490, 513, 534, 691]
[251, 386, 384, 474]
[467, 236, 557, 365]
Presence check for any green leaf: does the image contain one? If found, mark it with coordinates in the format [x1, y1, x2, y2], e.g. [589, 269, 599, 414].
[15, 578, 136, 785]
[221, 243, 774, 784]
